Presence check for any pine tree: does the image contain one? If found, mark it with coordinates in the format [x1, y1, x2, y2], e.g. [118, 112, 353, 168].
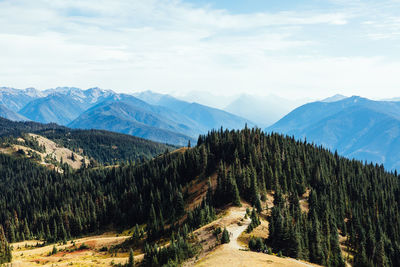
[23, 218, 31, 240]
[0, 225, 12, 264]
[309, 215, 325, 265]
[221, 227, 230, 244]
[176, 192, 185, 217]
[51, 245, 58, 255]
[227, 171, 241, 206]
[232, 180, 241, 206]
[200, 145, 208, 173]
[46, 223, 52, 242]
[375, 238, 388, 267]
[353, 247, 370, 267]
[128, 248, 135, 267]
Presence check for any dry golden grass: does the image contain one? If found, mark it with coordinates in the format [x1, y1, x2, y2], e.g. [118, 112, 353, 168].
[195, 245, 320, 267]
[28, 133, 89, 169]
[171, 147, 190, 154]
[186, 172, 217, 211]
[11, 233, 133, 267]
[299, 189, 310, 213]
[0, 133, 90, 171]
[237, 219, 269, 247]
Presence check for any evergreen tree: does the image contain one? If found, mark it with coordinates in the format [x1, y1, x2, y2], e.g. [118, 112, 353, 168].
[128, 248, 135, 267]
[0, 225, 12, 264]
[221, 227, 230, 244]
[0, 127, 399, 266]
[176, 192, 185, 217]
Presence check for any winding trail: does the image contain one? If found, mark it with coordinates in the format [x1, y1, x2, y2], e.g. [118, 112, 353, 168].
[225, 209, 251, 250]
[194, 206, 321, 267]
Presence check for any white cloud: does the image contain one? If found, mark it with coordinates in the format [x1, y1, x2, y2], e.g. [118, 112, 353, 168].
[0, 0, 399, 100]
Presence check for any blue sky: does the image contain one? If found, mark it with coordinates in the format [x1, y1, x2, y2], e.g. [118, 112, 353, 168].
[0, 0, 400, 101]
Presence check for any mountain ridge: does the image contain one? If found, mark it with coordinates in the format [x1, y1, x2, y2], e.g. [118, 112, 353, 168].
[1, 87, 253, 145]
[266, 96, 400, 170]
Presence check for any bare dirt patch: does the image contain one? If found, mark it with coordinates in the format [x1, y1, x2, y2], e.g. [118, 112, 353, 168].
[186, 172, 217, 211]
[299, 189, 310, 213]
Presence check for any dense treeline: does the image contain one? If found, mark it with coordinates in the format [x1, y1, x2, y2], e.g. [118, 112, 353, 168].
[143, 227, 197, 267]
[0, 117, 176, 164]
[197, 128, 400, 267]
[0, 127, 399, 266]
[37, 129, 177, 164]
[0, 148, 199, 245]
[0, 117, 64, 137]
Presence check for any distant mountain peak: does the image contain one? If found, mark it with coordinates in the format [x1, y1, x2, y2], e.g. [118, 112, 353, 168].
[321, 94, 347, 103]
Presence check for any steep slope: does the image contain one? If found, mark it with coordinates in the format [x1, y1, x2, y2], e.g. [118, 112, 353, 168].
[110, 94, 206, 135]
[0, 87, 44, 112]
[134, 90, 254, 130]
[68, 99, 195, 146]
[266, 96, 400, 169]
[19, 88, 117, 125]
[19, 94, 88, 125]
[0, 105, 27, 121]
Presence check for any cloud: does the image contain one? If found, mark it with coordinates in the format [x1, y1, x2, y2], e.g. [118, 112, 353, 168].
[0, 0, 399, 100]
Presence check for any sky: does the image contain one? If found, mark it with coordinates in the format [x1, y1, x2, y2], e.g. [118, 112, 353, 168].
[1, 0, 400, 100]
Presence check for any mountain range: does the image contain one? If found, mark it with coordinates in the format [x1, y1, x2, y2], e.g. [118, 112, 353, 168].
[266, 96, 400, 170]
[134, 90, 251, 131]
[6, 86, 400, 170]
[0, 87, 253, 145]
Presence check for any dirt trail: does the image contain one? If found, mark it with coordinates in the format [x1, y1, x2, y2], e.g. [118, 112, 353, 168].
[225, 209, 251, 251]
[194, 206, 321, 267]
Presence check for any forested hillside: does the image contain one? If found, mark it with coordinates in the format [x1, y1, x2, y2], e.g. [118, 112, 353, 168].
[0, 128, 399, 266]
[37, 128, 177, 164]
[266, 96, 400, 170]
[0, 117, 175, 164]
[0, 117, 64, 136]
